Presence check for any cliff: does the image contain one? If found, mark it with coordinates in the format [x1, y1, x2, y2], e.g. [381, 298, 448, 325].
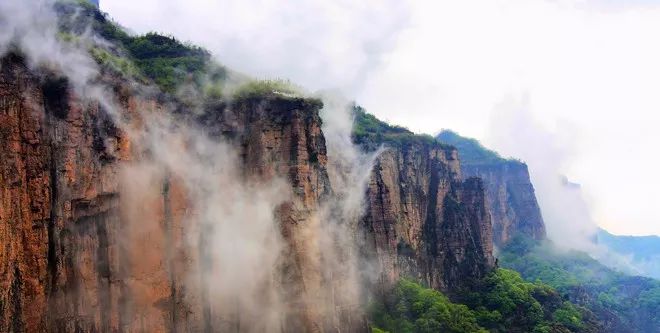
[437, 130, 546, 246]
[0, 53, 333, 331]
[0, 3, 496, 331]
[0, 52, 495, 332]
[354, 110, 495, 294]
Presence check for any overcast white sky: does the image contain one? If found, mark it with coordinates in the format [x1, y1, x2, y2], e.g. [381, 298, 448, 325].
[103, 0, 660, 236]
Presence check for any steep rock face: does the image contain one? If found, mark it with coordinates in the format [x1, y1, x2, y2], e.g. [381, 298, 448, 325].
[0, 54, 206, 332]
[0, 54, 129, 332]
[462, 161, 546, 246]
[0, 54, 343, 332]
[200, 96, 346, 332]
[0, 53, 495, 332]
[360, 143, 494, 294]
[436, 130, 545, 246]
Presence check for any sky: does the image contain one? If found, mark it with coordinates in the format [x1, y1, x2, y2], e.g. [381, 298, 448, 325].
[102, 0, 660, 236]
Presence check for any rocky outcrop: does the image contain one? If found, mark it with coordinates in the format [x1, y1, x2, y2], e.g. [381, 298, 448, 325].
[359, 142, 495, 294]
[0, 53, 338, 332]
[437, 130, 545, 247]
[0, 53, 127, 332]
[462, 161, 546, 246]
[0, 52, 495, 332]
[200, 96, 346, 332]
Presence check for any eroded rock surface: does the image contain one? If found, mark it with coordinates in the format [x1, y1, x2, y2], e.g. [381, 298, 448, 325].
[359, 143, 494, 295]
[0, 54, 494, 332]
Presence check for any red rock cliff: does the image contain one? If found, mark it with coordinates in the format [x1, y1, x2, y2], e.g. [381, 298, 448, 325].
[0, 53, 494, 332]
[462, 161, 546, 246]
[359, 142, 494, 295]
[436, 130, 546, 246]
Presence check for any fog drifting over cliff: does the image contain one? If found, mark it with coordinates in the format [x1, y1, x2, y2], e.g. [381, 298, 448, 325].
[104, 0, 660, 236]
[1, 1, 377, 330]
[487, 95, 598, 249]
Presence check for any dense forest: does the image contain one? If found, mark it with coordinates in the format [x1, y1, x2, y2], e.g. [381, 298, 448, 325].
[500, 236, 660, 332]
[370, 269, 592, 333]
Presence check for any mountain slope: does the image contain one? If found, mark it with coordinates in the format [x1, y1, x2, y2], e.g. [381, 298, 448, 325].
[597, 228, 660, 279]
[500, 236, 660, 333]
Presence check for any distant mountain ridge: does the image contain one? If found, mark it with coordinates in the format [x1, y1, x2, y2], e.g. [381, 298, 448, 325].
[597, 228, 660, 279]
[597, 228, 660, 258]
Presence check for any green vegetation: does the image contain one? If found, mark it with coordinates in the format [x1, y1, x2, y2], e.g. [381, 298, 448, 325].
[500, 236, 620, 289]
[45, 4, 660, 333]
[353, 106, 442, 150]
[500, 235, 660, 332]
[370, 279, 487, 333]
[370, 271, 593, 333]
[54, 1, 227, 93]
[462, 269, 589, 333]
[89, 47, 142, 79]
[125, 33, 216, 92]
[597, 228, 660, 279]
[231, 79, 301, 100]
[436, 129, 513, 166]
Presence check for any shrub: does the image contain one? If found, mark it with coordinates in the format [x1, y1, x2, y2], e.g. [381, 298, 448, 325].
[352, 106, 445, 150]
[231, 79, 301, 100]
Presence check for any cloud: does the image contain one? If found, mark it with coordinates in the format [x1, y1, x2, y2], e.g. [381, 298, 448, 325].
[1, 1, 382, 328]
[110, 0, 660, 236]
[103, 0, 660, 237]
[102, 0, 412, 94]
[485, 95, 660, 277]
[353, 0, 660, 236]
[487, 94, 599, 251]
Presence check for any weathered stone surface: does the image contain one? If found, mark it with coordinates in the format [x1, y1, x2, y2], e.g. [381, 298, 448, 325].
[435, 130, 546, 246]
[462, 161, 546, 246]
[0, 54, 342, 331]
[359, 143, 494, 295]
[202, 95, 339, 332]
[0, 53, 494, 332]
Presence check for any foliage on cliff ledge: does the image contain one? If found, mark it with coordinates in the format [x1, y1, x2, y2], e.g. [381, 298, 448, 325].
[436, 129, 524, 166]
[352, 106, 444, 151]
[371, 270, 592, 333]
[230, 79, 302, 101]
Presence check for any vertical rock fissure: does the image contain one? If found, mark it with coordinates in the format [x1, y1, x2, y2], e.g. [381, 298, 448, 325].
[424, 158, 440, 285]
[8, 75, 26, 333]
[95, 214, 111, 333]
[118, 212, 130, 332]
[46, 107, 59, 296]
[375, 167, 390, 242]
[199, 221, 212, 333]
[162, 175, 177, 333]
[10, 265, 24, 333]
